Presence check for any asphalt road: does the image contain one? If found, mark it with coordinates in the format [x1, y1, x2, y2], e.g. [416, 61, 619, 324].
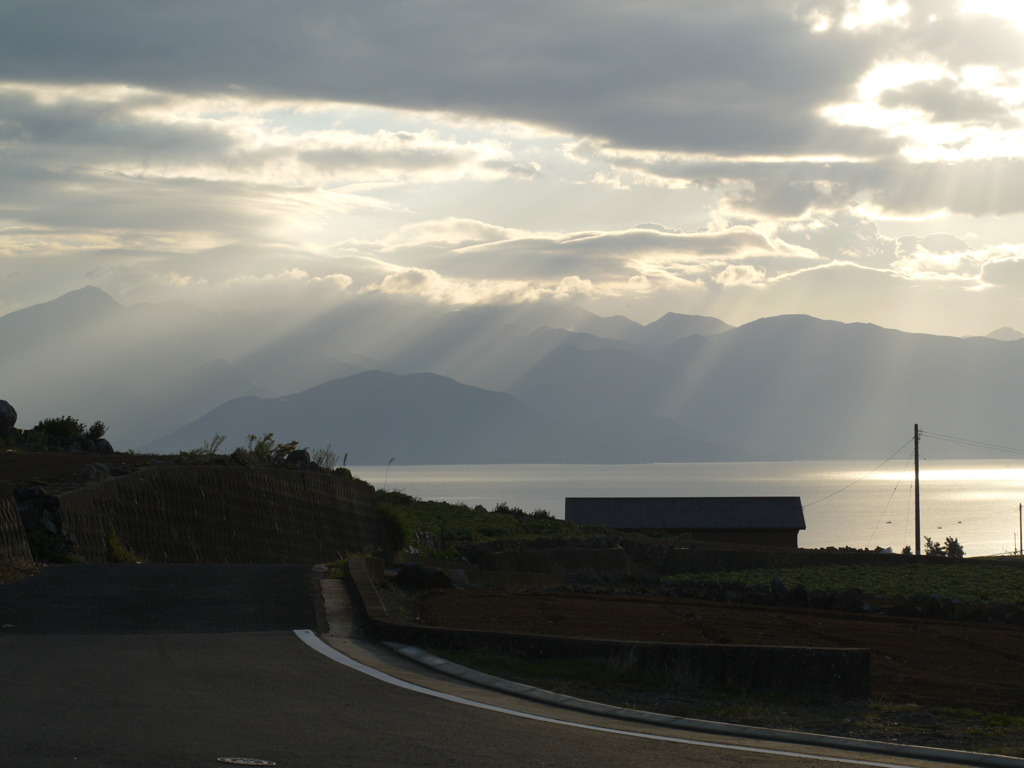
[0, 564, 976, 768]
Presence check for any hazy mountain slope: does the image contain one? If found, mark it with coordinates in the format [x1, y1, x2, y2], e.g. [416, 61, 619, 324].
[511, 315, 1024, 460]
[0, 288, 268, 444]
[145, 370, 576, 463]
[145, 370, 749, 463]
[623, 312, 732, 346]
[662, 315, 1024, 459]
[510, 344, 677, 422]
[10, 286, 1023, 462]
[985, 327, 1024, 341]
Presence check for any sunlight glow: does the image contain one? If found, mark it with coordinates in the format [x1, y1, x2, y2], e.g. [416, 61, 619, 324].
[877, 466, 1024, 483]
[961, 0, 1024, 29]
[821, 58, 1024, 162]
[842, 0, 911, 30]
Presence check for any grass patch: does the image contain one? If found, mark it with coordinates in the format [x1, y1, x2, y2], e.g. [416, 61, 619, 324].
[680, 563, 1024, 603]
[105, 522, 144, 563]
[377, 490, 606, 559]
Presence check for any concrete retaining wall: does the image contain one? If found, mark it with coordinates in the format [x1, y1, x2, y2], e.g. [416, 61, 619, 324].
[0, 483, 32, 563]
[56, 466, 389, 564]
[347, 556, 871, 702]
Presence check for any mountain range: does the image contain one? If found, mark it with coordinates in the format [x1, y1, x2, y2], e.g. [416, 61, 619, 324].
[3, 286, 1022, 463]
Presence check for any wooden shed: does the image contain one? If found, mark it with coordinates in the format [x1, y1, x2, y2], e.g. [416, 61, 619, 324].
[564, 496, 806, 548]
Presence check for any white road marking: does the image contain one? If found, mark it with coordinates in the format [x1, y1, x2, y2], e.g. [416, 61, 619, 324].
[293, 630, 919, 767]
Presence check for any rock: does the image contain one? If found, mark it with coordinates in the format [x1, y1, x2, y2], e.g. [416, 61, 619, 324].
[78, 464, 112, 482]
[789, 583, 809, 608]
[284, 448, 312, 469]
[0, 400, 16, 437]
[393, 562, 453, 589]
[14, 486, 78, 558]
[95, 438, 114, 454]
[770, 576, 789, 604]
[835, 587, 866, 612]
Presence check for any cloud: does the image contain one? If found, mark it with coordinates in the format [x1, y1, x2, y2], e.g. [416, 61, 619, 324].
[0, 1, 903, 157]
[979, 252, 1024, 287]
[2, 0, 1024, 340]
[878, 78, 1020, 128]
[714, 264, 767, 287]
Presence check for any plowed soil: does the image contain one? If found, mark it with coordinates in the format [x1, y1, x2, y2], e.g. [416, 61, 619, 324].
[420, 585, 1024, 715]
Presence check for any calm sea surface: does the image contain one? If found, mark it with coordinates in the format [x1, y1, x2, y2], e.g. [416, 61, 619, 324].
[350, 460, 1024, 557]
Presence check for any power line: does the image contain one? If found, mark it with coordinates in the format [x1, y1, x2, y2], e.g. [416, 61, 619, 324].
[803, 438, 914, 510]
[919, 430, 1024, 457]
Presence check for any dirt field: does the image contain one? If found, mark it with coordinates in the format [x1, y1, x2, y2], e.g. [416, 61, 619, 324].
[418, 587, 1024, 715]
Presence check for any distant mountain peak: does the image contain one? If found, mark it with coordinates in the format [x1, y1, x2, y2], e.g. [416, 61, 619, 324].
[986, 327, 1024, 341]
[0, 284, 123, 323]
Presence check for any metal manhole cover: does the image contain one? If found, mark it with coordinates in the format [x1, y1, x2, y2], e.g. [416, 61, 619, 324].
[217, 759, 277, 766]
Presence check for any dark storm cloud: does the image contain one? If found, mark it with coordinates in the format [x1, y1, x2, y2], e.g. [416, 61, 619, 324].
[0, 0, 896, 156]
[0, 88, 236, 162]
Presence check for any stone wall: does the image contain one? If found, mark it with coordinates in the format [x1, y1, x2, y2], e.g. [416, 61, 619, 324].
[55, 465, 389, 563]
[0, 483, 32, 563]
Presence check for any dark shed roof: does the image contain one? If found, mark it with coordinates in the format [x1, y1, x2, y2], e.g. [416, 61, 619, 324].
[564, 497, 806, 531]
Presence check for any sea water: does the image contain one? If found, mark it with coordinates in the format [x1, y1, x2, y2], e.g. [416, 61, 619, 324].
[350, 459, 1024, 557]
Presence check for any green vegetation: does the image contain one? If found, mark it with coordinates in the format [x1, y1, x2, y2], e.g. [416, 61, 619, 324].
[310, 444, 339, 469]
[924, 535, 965, 558]
[2, 414, 109, 449]
[680, 563, 1024, 604]
[105, 522, 144, 563]
[376, 490, 592, 558]
[178, 432, 228, 461]
[178, 432, 342, 471]
[325, 557, 349, 579]
[240, 432, 299, 463]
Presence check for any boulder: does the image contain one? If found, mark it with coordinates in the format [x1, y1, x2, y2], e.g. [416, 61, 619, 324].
[284, 448, 312, 469]
[393, 562, 453, 589]
[78, 464, 112, 482]
[0, 400, 16, 437]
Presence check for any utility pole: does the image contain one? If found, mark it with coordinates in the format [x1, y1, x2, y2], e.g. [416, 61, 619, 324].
[1019, 502, 1022, 557]
[914, 423, 921, 556]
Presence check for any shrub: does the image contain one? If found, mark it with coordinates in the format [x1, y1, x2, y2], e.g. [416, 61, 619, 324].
[244, 433, 299, 463]
[310, 444, 339, 469]
[944, 536, 966, 559]
[33, 415, 86, 439]
[380, 506, 411, 552]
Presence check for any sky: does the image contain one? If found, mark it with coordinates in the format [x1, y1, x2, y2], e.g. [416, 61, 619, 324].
[3, 0, 1024, 337]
